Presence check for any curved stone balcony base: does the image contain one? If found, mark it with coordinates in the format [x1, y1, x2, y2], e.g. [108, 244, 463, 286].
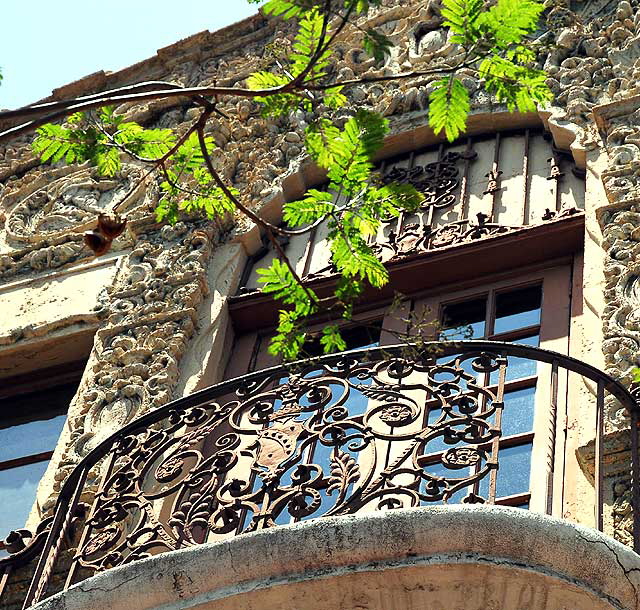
[34, 506, 640, 610]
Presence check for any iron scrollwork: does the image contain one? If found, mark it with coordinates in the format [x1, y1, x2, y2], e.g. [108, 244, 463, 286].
[373, 212, 520, 261]
[72, 349, 508, 576]
[382, 150, 477, 212]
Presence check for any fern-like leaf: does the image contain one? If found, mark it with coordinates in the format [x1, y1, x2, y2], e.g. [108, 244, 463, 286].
[428, 77, 470, 142]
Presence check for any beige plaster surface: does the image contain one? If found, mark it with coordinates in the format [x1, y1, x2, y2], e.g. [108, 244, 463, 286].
[191, 563, 619, 610]
[175, 242, 246, 396]
[0, 261, 115, 332]
[0, 259, 117, 355]
[31, 505, 640, 610]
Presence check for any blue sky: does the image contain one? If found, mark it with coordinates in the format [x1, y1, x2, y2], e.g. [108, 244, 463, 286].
[0, 2, 259, 109]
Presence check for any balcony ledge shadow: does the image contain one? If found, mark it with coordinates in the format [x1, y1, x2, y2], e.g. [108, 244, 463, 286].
[33, 505, 640, 610]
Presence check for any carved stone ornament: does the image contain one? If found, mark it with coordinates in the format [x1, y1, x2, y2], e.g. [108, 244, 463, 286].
[43, 223, 215, 512]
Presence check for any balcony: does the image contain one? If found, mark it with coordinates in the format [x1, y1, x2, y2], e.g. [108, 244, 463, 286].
[2, 341, 640, 609]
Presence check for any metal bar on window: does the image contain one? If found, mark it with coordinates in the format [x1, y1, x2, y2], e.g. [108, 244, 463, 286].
[489, 132, 502, 223]
[522, 129, 531, 226]
[594, 379, 605, 532]
[487, 356, 507, 503]
[0, 451, 54, 472]
[460, 137, 473, 221]
[546, 359, 559, 515]
[0, 566, 11, 605]
[23, 463, 88, 608]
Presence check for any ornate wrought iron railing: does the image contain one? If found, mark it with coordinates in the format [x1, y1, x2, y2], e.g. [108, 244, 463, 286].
[1, 341, 639, 608]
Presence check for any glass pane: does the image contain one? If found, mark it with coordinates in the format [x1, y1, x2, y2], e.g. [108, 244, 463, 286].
[479, 443, 532, 498]
[0, 460, 49, 538]
[0, 414, 66, 463]
[441, 297, 486, 340]
[490, 334, 540, 384]
[301, 323, 381, 358]
[501, 386, 536, 437]
[494, 285, 542, 334]
[506, 334, 540, 381]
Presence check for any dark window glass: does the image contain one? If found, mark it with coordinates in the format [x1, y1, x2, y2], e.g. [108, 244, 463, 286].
[479, 443, 532, 498]
[494, 286, 542, 335]
[490, 334, 540, 384]
[441, 297, 486, 340]
[0, 379, 78, 539]
[301, 322, 381, 358]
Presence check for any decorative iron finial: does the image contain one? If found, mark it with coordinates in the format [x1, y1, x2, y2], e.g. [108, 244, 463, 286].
[546, 156, 565, 181]
[483, 169, 503, 195]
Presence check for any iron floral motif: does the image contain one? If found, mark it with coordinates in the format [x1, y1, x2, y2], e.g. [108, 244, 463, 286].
[382, 150, 477, 212]
[71, 349, 509, 576]
[373, 213, 520, 261]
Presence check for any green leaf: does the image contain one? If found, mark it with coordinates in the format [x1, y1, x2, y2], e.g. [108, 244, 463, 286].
[331, 233, 389, 288]
[428, 76, 470, 142]
[311, 110, 388, 195]
[260, 0, 312, 18]
[441, 0, 483, 44]
[478, 0, 543, 48]
[290, 8, 331, 80]
[269, 310, 307, 360]
[257, 258, 315, 315]
[155, 199, 179, 225]
[247, 71, 301, 117]
[479, 55, 552, 112]
[363, 28, 394, 61]
[172, 131, 215, 172]
[179, 188, 236, 219]
[335, 276, 364, 304]
[320, 325, 347, 354]
[95, 147, 121, 177]
[283, 189, 335, 226]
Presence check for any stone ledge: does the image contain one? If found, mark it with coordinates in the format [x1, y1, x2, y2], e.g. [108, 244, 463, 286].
[32, 505, 640, 610]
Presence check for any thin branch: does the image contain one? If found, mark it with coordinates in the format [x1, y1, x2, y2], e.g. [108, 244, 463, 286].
[0, 60, 473, 144]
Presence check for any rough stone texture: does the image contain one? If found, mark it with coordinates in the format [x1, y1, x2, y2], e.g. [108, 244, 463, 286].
[30, 506, 640, 610]
[37, 222, 217, 513]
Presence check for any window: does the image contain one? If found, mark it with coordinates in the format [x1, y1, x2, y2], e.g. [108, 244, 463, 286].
[0, 379, 79, 543]
[410, 265, 572, 511]
[433, 284, 543, 508]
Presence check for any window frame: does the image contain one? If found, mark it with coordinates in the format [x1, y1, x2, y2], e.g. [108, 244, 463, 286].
[0, 363, 85, 548]
[413, 264, 572, 513]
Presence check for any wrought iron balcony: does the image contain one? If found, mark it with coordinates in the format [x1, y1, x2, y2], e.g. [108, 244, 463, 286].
[1, 341, 639, 608]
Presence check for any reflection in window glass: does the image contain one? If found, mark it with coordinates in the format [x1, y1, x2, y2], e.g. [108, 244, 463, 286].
[0, 414, 66, 462]
[490, 334, 540, 384]
[506, 334, 540, 381]
[301, 323, 381, 358]
[494, 286, 542, 335]
[501, 386, 536, 437]
[479, 443, 532, 498]
[0, 461, 50, 538]
[441, 298, 486, 340]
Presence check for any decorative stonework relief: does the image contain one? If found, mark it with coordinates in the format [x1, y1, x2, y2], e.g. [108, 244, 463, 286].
[613, 476, 634, 547]
[42, 222, 215, 512]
